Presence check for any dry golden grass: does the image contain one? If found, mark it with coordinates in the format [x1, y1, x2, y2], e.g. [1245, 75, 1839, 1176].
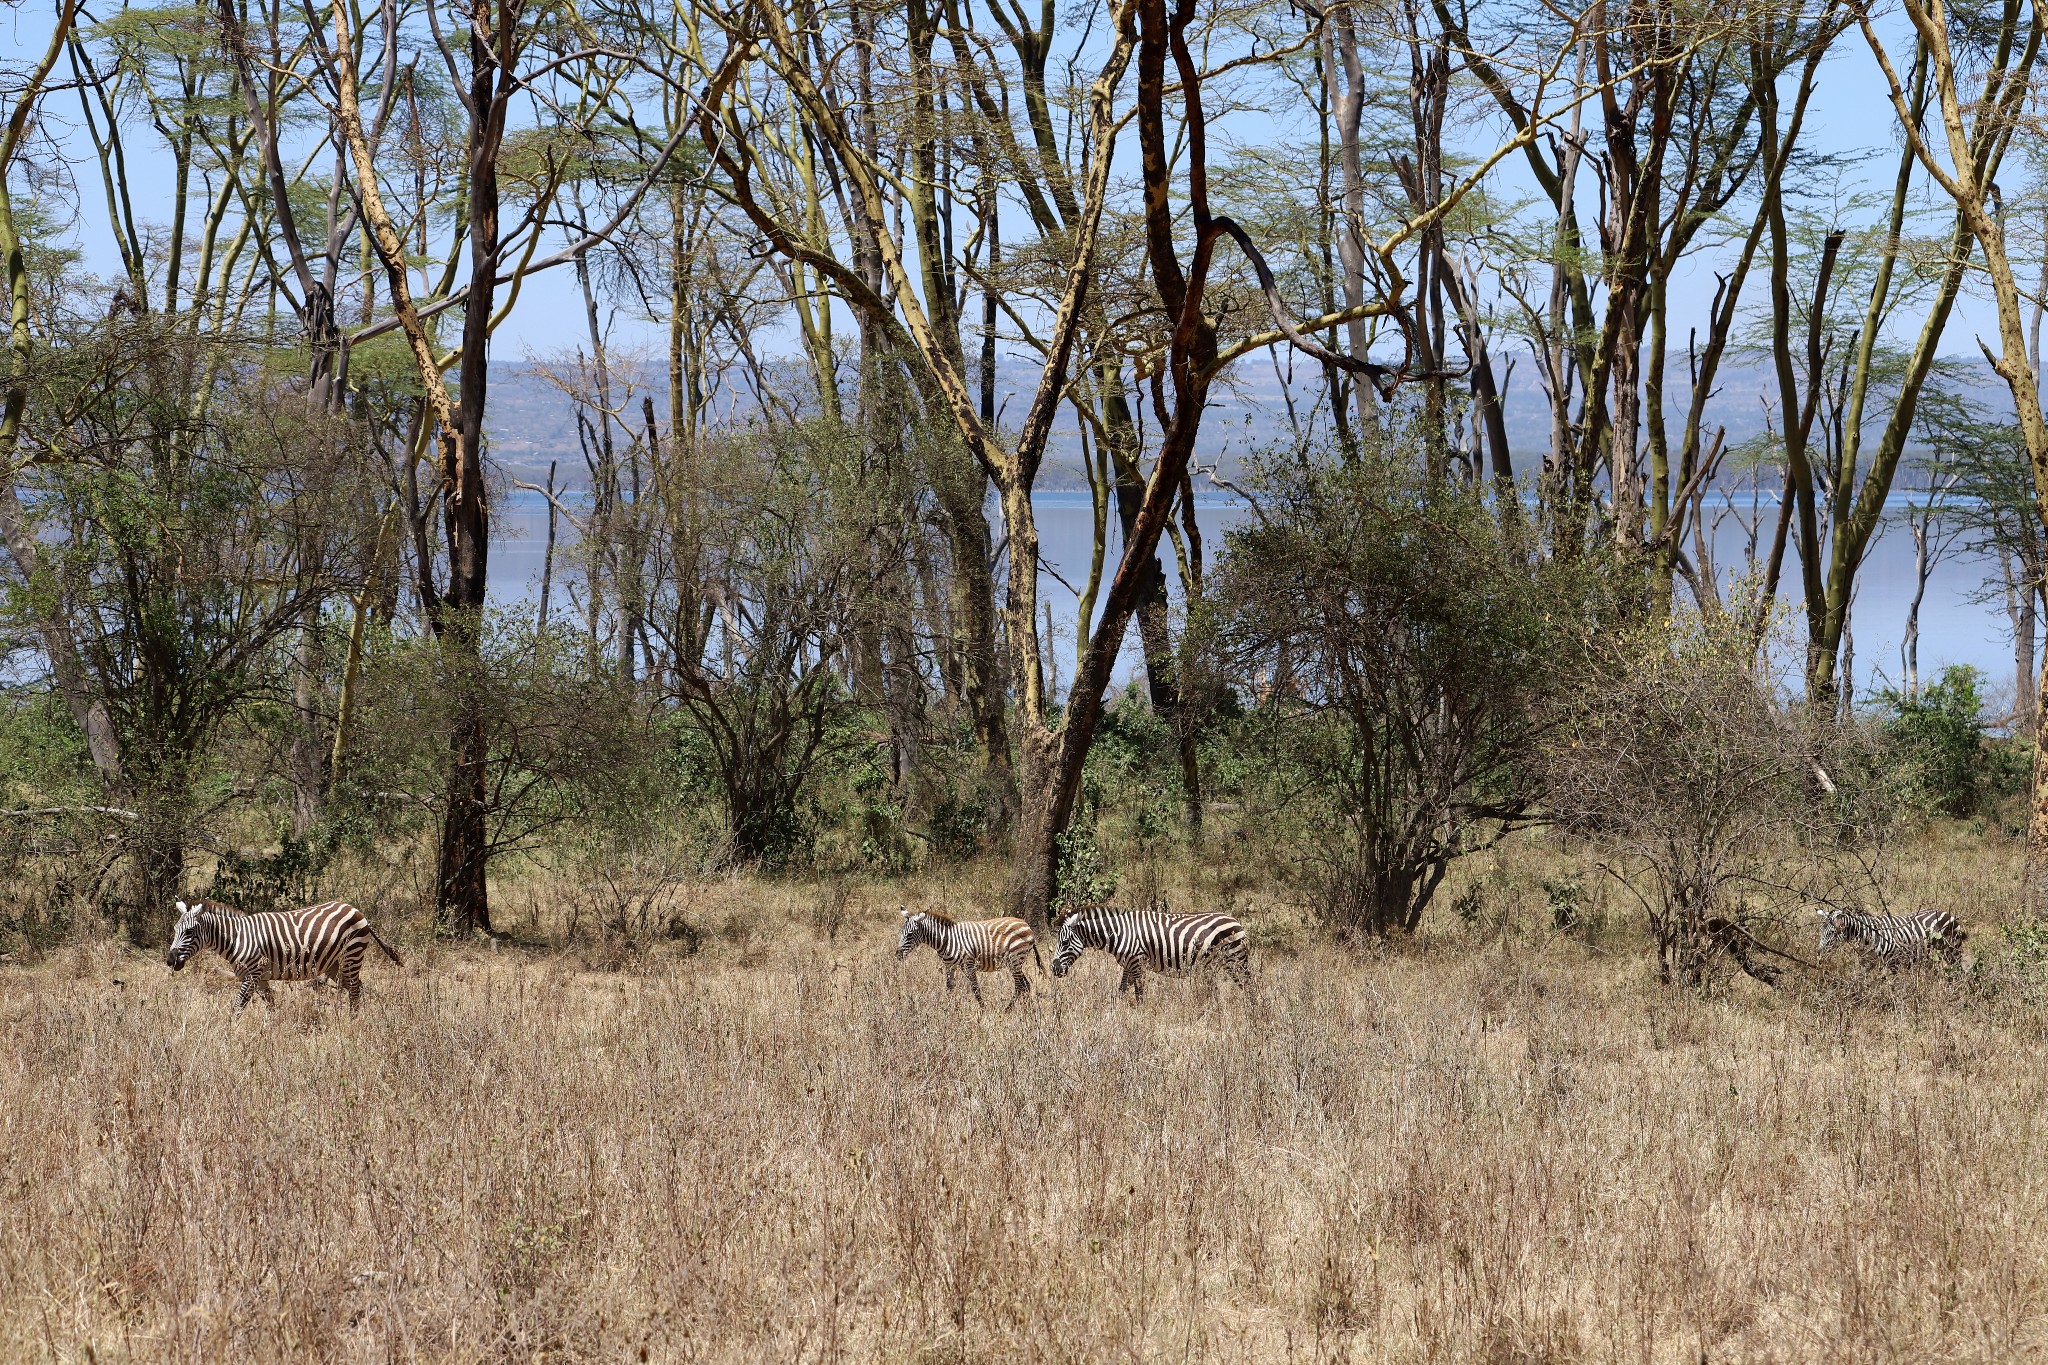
[3, 853, 2047, 1363]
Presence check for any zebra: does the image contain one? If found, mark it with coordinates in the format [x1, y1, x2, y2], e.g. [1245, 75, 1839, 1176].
[1816, 905, 1966, 968]
[895, 908, 1044, 1005]
[165, 898, 404, 1011]
[1050, 905, 1251, 1002]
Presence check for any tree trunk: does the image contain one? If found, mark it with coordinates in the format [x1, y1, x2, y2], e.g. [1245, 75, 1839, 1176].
[1006, 375, 1215, 929]
[0, 6, 118, 790]
[1903, 512, 1932, 697]
[932, 475, 1015, 830]
[1105, 379, 1202, 834]
[1856, 0, 2043, 906]
[1000, 0, 1230, 925]
[290, 615, 325, 838]
[2018, 567, 2038, 730]
[331, 0, 500, 935]
[2032, 649, 2048, 917]
[132, 808, 184, 947]
[538, 460, 557, 635]
[437, 679, 491, 934]
[431, 0, 515, 938]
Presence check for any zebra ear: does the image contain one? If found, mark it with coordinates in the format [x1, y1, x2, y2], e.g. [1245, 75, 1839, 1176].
[176, 899, 189, 914]
[899, 906, 910, 919]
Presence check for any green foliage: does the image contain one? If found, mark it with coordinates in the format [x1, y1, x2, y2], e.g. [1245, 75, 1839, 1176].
[1196, 438, 1613, 936]
[661, 421, 893, 870]
[205, 837, 324, 916]
[1543, 876, 1585, 930]
[1878, 666, 1988, 817]
[1054, 823, 1118, 913]
[4, 317, 384, 935]
[927, 794, 986, 860]
[0, 690, 96, 799]
[89, 4, 229, 82]
[343, 613, 656, 864]
[0, 694, 129, 954]
[1080, 685, 1185, 854]
[1969, 919, 2048, 1004]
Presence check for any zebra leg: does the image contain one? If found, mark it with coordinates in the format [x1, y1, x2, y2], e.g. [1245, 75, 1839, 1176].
[340, 945, 367, 1010]
[1008, 962, 1031, 1005]
[235, 971, 275, 1011]
[944, 964, 957, 992]
[1119, 960, 1145, 1003]
[963, 967, 985, 1006]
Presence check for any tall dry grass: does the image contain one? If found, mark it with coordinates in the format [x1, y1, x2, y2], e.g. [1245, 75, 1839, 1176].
[2, 858, 2046, 1362]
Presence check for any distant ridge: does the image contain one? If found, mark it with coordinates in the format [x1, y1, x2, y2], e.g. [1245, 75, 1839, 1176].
[485, 357, 2005, 495]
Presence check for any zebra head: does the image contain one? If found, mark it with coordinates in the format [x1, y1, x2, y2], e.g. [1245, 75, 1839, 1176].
[1817, 908, 1851, 952]
[165, 899, 207, 971]
[895, 908, 926, 960]
[1051, 915, 1088, 978]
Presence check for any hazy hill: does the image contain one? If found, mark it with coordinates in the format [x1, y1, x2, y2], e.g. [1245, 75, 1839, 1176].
[486, 356, 2006, 494]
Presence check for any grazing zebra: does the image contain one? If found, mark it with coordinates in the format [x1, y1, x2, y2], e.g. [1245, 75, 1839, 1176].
[1816, 905, 1966, 967]
[895, 908, 1044, 1005]
[165, 898, 404, 1011]
[1050, 906, 1250, 1002]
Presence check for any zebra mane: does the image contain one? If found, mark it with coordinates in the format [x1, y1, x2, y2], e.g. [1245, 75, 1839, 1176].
[921, 910, 956, 926]
[191, 898, 246, 918]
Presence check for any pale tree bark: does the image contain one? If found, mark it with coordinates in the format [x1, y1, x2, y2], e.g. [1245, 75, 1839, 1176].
[695, 0, 1627, 926]
[1859, 0, 2048, 909]
[331, 0, 512, 935]
[1998, 543, 2041, 726]
[1322, 2, 1378, 438]
[0, 0, 120, 786]
[1899, 472, 1959, 698]
[695, 0, 1136, 924]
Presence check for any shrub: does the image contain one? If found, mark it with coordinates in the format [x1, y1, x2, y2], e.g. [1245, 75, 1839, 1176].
[1195, 441, 1611, 937]
[1878, 665, 1988, 817]
[1544, 609, 1901, 989]
[1053, 823, 1118, 913]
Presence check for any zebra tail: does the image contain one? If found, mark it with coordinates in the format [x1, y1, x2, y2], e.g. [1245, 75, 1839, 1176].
[1031, 938, 1046, 976]
[368, 924, 405, 967]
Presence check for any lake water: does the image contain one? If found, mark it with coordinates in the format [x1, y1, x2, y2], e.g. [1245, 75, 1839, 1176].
[488, 489, 2021, 707]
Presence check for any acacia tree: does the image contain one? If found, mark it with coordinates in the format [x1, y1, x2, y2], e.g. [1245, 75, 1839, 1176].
[1938, 409, 2045, 724]
[3, 319, 374, 939]
[1, 3, 396, 934]
[685, 0, 1633, 925]
[1549, 609, 1897, 988]
[326, 0, 684, 933]
[1207, 443, 1603, 935]
[1749, 31, 1987, 706]
[684, 0, 1131, 923]
[1858, 0, 2048, 907]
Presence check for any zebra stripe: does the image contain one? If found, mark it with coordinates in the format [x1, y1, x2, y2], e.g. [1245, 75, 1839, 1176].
[165, 898, 404, 1011]
[1816, 906, 1965, 967]
[896, 909, 1043, 1004]
[1050, 906, 1251, 1002]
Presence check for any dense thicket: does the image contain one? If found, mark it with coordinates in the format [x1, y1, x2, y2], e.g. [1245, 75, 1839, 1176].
[2, 0, 2045, 977]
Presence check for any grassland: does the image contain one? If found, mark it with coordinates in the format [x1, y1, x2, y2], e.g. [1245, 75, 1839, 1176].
[2, 835, 2045, 1363]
